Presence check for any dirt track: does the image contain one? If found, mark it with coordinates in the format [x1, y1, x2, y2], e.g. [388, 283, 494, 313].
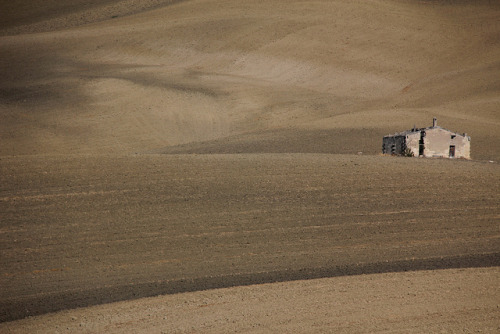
[1, 154, 499, 322]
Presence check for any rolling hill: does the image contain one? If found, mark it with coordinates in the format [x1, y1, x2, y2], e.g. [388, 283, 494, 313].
[0, 0, 499, 331]
[1, 0, 499, 159]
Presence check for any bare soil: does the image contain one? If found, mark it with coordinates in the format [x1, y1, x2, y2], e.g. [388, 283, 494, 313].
[0, 154, 499, 325]
[1, 0, 499, 332]
[1, 267, 499, 333]
[1, 0, 499, 159]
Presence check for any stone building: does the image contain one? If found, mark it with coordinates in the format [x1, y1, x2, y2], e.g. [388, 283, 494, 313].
[382, 118, 470, 159]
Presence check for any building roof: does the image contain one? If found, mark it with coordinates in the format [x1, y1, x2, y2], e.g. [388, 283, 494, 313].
[384, 122, 469, 139]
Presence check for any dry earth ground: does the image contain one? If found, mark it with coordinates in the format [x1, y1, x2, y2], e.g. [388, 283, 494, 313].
[1, 267, 499, 333]
[1, 154, 499, 326]
[1, 0, 500, 332]
[1, 0, 499, 159]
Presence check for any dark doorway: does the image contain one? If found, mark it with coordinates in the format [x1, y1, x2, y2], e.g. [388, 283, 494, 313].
[419, 131, 425, 156]
[449, 145, 455, 158]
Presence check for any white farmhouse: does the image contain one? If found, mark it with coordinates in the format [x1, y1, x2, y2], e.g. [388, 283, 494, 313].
[382, 118, 470, 159]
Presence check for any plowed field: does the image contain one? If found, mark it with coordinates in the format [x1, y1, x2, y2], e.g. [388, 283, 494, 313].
[1, 0, 499, 331]
[1, 154, 498, 322]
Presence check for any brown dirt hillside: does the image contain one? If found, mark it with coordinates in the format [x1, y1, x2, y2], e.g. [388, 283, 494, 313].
[1, 154, 499, 323]
[1, 0, 499, 332]
[2, 267, 499, 333]
[1, 0, 499, 159]
[0, 0, 182, 35]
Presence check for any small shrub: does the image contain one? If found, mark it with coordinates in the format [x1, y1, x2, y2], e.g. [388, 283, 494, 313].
[402, 147, 414, 157]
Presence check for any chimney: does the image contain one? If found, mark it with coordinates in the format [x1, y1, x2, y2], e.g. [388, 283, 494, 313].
[433, 117, 437, 127]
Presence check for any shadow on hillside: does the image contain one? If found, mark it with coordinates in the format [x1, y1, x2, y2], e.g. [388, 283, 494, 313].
[157, 128, 386, 155]
[155, 127, 499, 161]
[1, 253, 498, 323]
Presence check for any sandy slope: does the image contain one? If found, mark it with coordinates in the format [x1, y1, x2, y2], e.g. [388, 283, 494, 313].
[1, 267, 499, 333]
[1, 0, 500, 332]
[1, 0, 499, 158]
[0, 0, 183, 35]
